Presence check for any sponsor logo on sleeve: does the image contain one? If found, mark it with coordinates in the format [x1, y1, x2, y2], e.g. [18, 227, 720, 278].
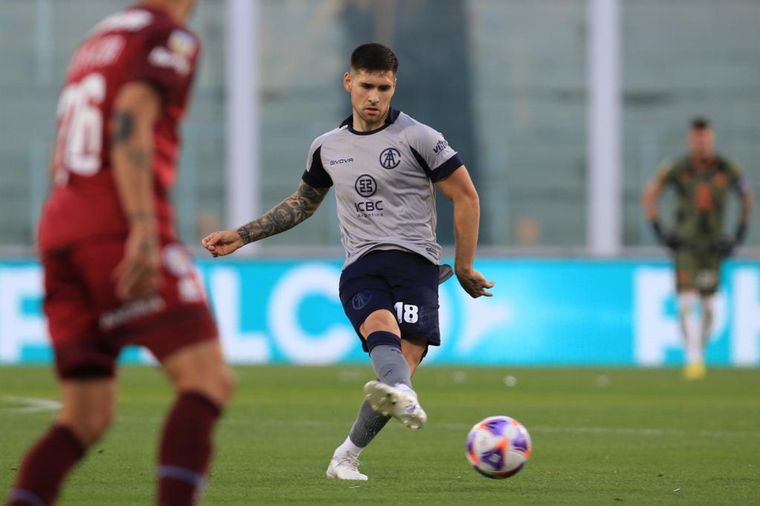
[149, 46, 191, 75]
[168, 30, 197, 58]
[147, 30, 195, 76]
[433, 139, 449, 154]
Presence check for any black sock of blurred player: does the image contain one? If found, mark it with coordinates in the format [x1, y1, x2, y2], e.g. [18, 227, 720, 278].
[7, 425, 85, 506]
[157, 392, 222, 506]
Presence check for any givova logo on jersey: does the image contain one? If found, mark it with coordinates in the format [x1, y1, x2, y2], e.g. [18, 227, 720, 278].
[354, 174, 384, 216]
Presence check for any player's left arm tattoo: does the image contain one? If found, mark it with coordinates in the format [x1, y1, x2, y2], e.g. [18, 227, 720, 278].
[237, 181, 329, 245]
[112, 111, 135, 144]
[109, 83, 161, 237]
[112, 111, 151, 173]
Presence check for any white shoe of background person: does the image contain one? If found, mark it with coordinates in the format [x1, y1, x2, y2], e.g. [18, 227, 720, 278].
[363, 380, 428, 430]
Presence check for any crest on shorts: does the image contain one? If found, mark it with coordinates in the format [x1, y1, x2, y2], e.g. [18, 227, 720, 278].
[351, 291, 372, 310]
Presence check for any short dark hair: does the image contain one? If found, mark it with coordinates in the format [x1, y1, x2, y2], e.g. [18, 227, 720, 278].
[350, 43, 399, 74]
[690, 116, 711, 130]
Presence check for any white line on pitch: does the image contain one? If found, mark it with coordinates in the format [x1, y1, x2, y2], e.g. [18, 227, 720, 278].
[77, 416, 760, 440]
[218, 419, 760, 439]
[437, 423, 760, 439]
[0, 396, 61, 414]
[529, 425, 760, 439]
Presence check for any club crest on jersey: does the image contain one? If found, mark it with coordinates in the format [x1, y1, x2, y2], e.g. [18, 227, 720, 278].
[379, 147, 401, 169]
[149, 46, 190, 75]
[168, 30, 196, 57]
[354, 174, 377, 197]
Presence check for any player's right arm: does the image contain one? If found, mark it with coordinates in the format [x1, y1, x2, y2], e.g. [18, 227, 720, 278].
[436, 166, 494, 298]
[718, 160, 755, 256]
[641, 161, 679, 249]
[641, 171, 665, 221]
[110, 82, 163, 300]
[201, 181, 330, 256]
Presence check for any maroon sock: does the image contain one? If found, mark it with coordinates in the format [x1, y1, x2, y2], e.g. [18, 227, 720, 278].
[157, 392, 222, 506]
[7, 424, 86, 506]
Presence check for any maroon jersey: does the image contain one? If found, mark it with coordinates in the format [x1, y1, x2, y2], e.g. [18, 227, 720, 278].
[39, 5, 200, 251]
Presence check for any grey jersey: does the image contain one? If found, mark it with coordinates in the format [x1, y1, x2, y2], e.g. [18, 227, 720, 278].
[302, 109, 463, 268]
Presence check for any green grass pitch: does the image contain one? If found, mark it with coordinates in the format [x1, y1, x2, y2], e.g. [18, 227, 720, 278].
[1, 366, 759, 505]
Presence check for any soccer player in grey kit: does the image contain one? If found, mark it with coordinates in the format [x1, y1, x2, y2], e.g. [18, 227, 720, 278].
[203, 43, 494, 480]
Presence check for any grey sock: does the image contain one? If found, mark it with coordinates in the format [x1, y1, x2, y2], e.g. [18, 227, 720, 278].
[349, 400, 391, 448]
[370, 344, 412, 387]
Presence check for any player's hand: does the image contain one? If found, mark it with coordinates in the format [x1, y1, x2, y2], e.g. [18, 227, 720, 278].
[716, 222, 747, 258]
[202, 230, 244, 257]
[715, 236, 736, 257]
[650, 219, 681, 251]
[662, 233, 681, 251]
[113, 226, 161, 300]
[455, 266, 495, 298]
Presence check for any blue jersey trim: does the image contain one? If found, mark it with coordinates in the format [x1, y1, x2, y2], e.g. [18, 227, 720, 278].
[301, 145, 333, 188]
[410, 148, 464, 182]
[366, 330, 402, 352]
[410, 146, 433, 178]
[431, 154, 464, 182]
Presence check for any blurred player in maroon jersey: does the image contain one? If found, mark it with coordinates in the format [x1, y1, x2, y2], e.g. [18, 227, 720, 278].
[6, 1, 234, 505]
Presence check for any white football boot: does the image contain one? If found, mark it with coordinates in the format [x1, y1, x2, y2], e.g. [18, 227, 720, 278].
[363, 380, 428, 430]
[326, 451, 368, 481]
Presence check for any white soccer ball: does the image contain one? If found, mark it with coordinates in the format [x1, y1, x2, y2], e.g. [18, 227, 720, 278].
[465, 415, 532, 479]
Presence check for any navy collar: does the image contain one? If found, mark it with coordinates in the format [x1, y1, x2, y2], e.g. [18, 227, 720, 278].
[340, 108, 400, 135]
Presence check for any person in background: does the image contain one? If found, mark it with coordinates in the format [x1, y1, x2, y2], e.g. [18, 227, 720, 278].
[642, 116, 753, 380]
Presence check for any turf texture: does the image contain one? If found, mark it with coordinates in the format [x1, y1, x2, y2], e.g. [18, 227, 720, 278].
[1, 366, 759, 505]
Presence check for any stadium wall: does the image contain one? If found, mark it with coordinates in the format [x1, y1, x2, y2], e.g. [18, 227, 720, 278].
[0, 258, 759, 367]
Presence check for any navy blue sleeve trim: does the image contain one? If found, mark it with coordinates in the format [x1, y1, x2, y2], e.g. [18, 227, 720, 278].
[410, 148, 464, 182]
[300, 146, 333, 188]
[410, 147, 433, 178]
[430, 154, 464, 182]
